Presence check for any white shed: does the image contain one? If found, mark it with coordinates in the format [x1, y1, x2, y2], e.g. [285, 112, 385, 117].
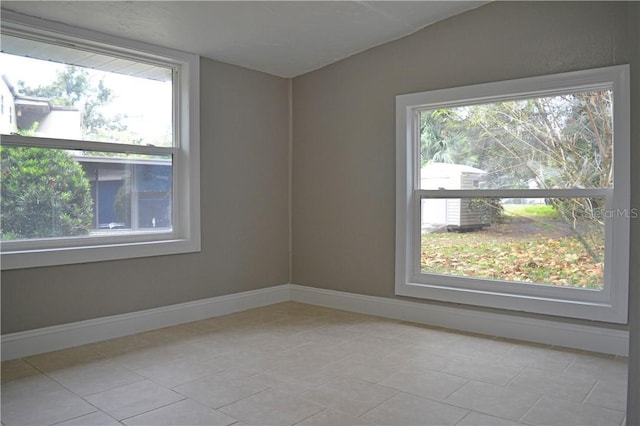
[420, 162, 490, 231]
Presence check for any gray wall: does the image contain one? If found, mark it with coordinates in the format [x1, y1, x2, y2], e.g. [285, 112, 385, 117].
[292, 1, 633, 320]
[1, 2, 638, 417]
[292, 2, 638, 418]
[627, 2, 639, 424]
[1, 57, 291, 334]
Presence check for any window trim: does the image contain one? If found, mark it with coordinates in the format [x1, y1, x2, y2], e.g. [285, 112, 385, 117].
[395, 65, 630, 323]
[0, 11, 201, 269]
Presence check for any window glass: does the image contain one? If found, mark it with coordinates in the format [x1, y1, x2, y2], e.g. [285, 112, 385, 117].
[420, 197, 605, 289]
[396, 65, 629, 322]
[419, 90, 613, 190]
[1, 35, 173, 147]
[417, 90, 612, 291]
[1, 145, 172, 241]
[1, 32, 176, 244]
[0, 13, 200, 269]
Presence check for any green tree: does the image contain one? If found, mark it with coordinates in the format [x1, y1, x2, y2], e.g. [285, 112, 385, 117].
[1, 64, 139, 240]
[420, 90, 611, 261]
[420, 109, 473, 166]
[1, 142, 93, 240]
[17, 66, 126, 138]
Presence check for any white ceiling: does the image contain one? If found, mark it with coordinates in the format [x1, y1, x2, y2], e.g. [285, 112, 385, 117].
[1, 1, 485, 78]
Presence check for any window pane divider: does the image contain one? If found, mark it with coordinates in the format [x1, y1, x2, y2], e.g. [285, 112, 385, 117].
[2, 230, 177, 252]
[416, 188, 610, 199]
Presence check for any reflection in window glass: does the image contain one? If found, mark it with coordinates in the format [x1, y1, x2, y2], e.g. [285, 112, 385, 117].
[0, 36, 173, 147]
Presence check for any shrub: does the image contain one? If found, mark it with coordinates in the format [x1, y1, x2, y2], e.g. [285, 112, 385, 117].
[1, 146, 93, 239]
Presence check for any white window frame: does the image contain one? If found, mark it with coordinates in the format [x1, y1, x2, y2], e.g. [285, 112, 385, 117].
[0, 11, 200, 269]
[396, 65, 630, 323]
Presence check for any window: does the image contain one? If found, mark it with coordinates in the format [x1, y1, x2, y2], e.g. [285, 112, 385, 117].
[1, 11, 200, 269]
[396, 66, 630, 323]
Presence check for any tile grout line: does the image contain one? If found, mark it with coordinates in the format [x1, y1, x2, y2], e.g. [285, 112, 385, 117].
[453, 411, 474, 426]
[6, 359, 109, 426]
[116, 396, 188, 423]
[560, 354, 578, 375]
[517, 393, 545, 424]
[503, 364, 527, 388]
[442, 378, 471, 401]
[581, 378, 601, 404]
[291, 407, 327, 426]
[353, 390, 400, 420]
[2, 304, 628, 426]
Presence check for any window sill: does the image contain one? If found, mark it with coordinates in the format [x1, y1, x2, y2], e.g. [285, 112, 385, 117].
[1, 237, 200, 270]
[396, 279, 627, 324]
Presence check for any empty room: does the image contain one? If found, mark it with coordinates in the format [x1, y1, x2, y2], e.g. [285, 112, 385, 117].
[1, 1, 638, 425]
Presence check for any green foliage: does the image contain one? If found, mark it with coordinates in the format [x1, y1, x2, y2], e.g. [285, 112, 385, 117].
[503, 204, 559, 219]
[419, 91, 613, 190]
[420, 109, 473, 165]
[1, 146, 93, 239]
[419, 90, 613, 259]
[468, 198, 504, 224]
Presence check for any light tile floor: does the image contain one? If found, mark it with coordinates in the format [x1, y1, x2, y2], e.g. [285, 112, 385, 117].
[1, 302, 628, 426]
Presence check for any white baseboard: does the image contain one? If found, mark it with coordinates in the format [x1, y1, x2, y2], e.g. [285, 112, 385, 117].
[1, 284, 290, 361]
[1, 283, 629, 360]
[289, 284, 630, 356]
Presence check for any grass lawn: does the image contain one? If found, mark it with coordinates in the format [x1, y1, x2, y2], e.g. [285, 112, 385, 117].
[421, 207, 604, 289]
[502, 203, 559, 219]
